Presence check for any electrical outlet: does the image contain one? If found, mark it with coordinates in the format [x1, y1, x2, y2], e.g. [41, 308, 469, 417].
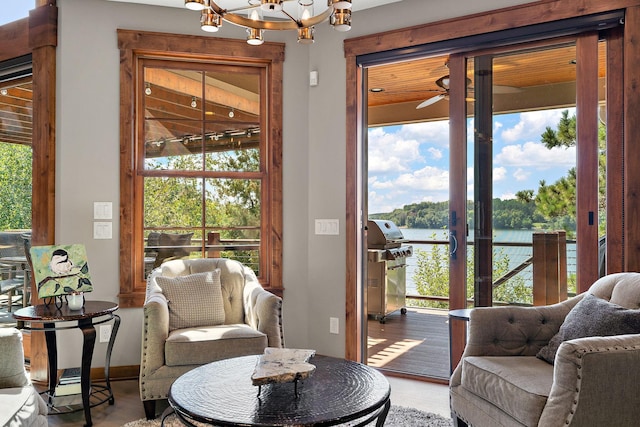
[99, 324, 112, 343]
[330, 317, 339, 334]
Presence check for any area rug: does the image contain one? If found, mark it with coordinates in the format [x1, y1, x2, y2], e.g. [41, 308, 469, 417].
[123, 405, 453, 426]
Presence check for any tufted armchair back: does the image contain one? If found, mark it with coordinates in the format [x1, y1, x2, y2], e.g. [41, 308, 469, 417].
[462, 272, 640, 359]
[587, 272, 640, 308]
[151, 258, 251, 325]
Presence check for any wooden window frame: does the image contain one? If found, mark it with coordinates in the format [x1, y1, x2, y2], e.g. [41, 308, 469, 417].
[117, 30, 284, 308]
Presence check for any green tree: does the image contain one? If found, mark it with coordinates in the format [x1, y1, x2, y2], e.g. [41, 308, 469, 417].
[412, 235, 531, 309]
[143, 148, 262, 268]
[0, 142, 32, 230]
[518, 110, 606, 235]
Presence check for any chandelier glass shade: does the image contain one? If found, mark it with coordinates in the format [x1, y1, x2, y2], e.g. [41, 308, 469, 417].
[185, 0, 352, 44]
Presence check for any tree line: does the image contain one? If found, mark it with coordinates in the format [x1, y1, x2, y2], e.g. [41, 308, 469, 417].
[370, 198, 545, 230]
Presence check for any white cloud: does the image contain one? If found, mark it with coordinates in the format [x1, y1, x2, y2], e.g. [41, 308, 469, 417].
[513, 168, 530, 181]
[499, 191, 517, 200]
[493, 167, 507, 182]
[495, 141, 575, 169]
[428, 147, 443, 159]
[368, 127, 422, 174]
[394, 166, 449, 191]
[397, 121, 450, 147]
[499, 108, 575, 144]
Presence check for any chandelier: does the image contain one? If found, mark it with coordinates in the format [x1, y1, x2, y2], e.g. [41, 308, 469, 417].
[184, 0, 352, 45]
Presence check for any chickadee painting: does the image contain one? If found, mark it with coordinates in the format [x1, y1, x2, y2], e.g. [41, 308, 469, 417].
[49, 249, 74, 275]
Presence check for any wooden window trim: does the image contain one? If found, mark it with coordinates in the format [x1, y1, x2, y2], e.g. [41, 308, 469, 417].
[117, 30, 284, 308]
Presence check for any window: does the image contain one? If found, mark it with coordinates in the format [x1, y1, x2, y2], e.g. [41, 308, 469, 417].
[118, 30, 284, 307]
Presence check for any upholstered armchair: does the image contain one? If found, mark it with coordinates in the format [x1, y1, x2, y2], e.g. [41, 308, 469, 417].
[450, 272, 640, 427]
[0, 328, 48, 427]
[139, 258, 284, 419]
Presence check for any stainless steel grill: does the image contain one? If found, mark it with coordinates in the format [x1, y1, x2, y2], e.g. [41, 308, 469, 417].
[366, 220, 413, 323]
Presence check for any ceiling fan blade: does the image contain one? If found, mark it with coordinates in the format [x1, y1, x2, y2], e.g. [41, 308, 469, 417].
[416, 94, 446, 109]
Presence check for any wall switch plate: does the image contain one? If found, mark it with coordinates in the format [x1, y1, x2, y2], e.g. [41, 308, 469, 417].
[315, 219, 339, 235]
[330, 317, 339, 334]
[94, 222, 112, 239]
[93, 202, 113, 220]
[99, 324, 112, 343]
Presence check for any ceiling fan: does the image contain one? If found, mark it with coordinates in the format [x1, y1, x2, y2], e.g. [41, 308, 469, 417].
[415, 74, 522, 109]
[415, 75, 458, 109]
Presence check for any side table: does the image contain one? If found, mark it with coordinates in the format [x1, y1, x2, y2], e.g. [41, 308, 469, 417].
[448, 308, 472, 374]
[13, 300, 120, 427]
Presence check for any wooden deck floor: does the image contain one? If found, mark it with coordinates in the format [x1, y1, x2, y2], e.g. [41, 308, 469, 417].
[367, 307, 450, 380]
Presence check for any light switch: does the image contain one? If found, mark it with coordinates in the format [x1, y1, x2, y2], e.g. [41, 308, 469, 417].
[310, 70, 319, 87]
[315, 219, 339, 235]
[94, 222, 112, 239]
[94, 202, 113, 220]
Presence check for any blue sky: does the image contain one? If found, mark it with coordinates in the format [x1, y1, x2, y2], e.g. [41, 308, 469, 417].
[1, 1, 35, 25]
[368, 107, 577, 214]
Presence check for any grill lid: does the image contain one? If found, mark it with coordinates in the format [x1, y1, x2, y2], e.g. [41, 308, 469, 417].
[367, 220, 406, 249]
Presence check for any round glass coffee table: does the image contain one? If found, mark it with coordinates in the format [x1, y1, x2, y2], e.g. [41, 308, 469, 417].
[167, 354, 391, 426]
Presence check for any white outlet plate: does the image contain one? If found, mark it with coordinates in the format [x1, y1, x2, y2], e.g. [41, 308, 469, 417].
[99, 324, 112, 343]
[330, 317, 339, 334]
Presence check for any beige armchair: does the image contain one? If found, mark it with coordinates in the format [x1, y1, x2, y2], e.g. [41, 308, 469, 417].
[139, 258, 284, 419]
[450, 272, 640, 427]
[0, 328, 48, 427]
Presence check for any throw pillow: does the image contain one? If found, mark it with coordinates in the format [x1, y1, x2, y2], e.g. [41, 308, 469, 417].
[156, 269, 225, 331]
[537, 293, 640, 364]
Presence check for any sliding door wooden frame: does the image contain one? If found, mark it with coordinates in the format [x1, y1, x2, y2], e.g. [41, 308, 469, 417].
[344, 0, 640, 365]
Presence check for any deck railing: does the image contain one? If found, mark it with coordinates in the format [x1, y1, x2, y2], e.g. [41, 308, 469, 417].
[404, 230, 577, 308]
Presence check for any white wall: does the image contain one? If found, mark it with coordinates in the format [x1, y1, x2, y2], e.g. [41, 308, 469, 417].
[54, 0, 533, 367]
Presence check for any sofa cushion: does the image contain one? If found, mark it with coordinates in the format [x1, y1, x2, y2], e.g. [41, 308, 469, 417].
[537, 293, 640, 364]
[157, 270, 225, 331]
[164, 324, 268, 366]
[0, 386, 48, 427]
[461, 356, 553, 427]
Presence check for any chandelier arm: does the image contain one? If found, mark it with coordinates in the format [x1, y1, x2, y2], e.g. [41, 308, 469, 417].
[208, 1, 334, 30]
[279, 9, 300, 26]
[217, 3, 261, 14]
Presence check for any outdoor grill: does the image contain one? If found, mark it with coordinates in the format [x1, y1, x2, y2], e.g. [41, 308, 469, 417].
[366, 220, 413, 323]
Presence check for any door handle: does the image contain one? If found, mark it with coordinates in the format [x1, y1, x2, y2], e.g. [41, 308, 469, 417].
[450, 230, 458, 259]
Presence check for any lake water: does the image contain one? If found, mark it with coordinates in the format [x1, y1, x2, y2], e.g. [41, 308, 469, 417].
[399, 228, 577, 295]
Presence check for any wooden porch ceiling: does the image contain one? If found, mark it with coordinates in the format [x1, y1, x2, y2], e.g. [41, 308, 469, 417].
[0, 42, 605, 146]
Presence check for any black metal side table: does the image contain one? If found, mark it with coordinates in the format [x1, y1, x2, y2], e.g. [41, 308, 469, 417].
[13, 300, 120, 427]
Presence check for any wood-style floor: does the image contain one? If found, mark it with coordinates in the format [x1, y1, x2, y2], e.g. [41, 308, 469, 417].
[37, 379, 153, 427]
[367, 307, 450, 380]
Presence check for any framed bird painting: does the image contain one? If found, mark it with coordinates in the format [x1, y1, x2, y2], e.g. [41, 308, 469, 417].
[30, 244, 93, 299]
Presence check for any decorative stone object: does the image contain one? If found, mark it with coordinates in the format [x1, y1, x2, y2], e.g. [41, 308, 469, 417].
[251, 347, 316, 387]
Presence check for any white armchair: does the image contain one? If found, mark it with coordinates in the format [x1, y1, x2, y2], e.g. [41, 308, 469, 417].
[139, 258, 284, 419]
[0, 328, 48, 427]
